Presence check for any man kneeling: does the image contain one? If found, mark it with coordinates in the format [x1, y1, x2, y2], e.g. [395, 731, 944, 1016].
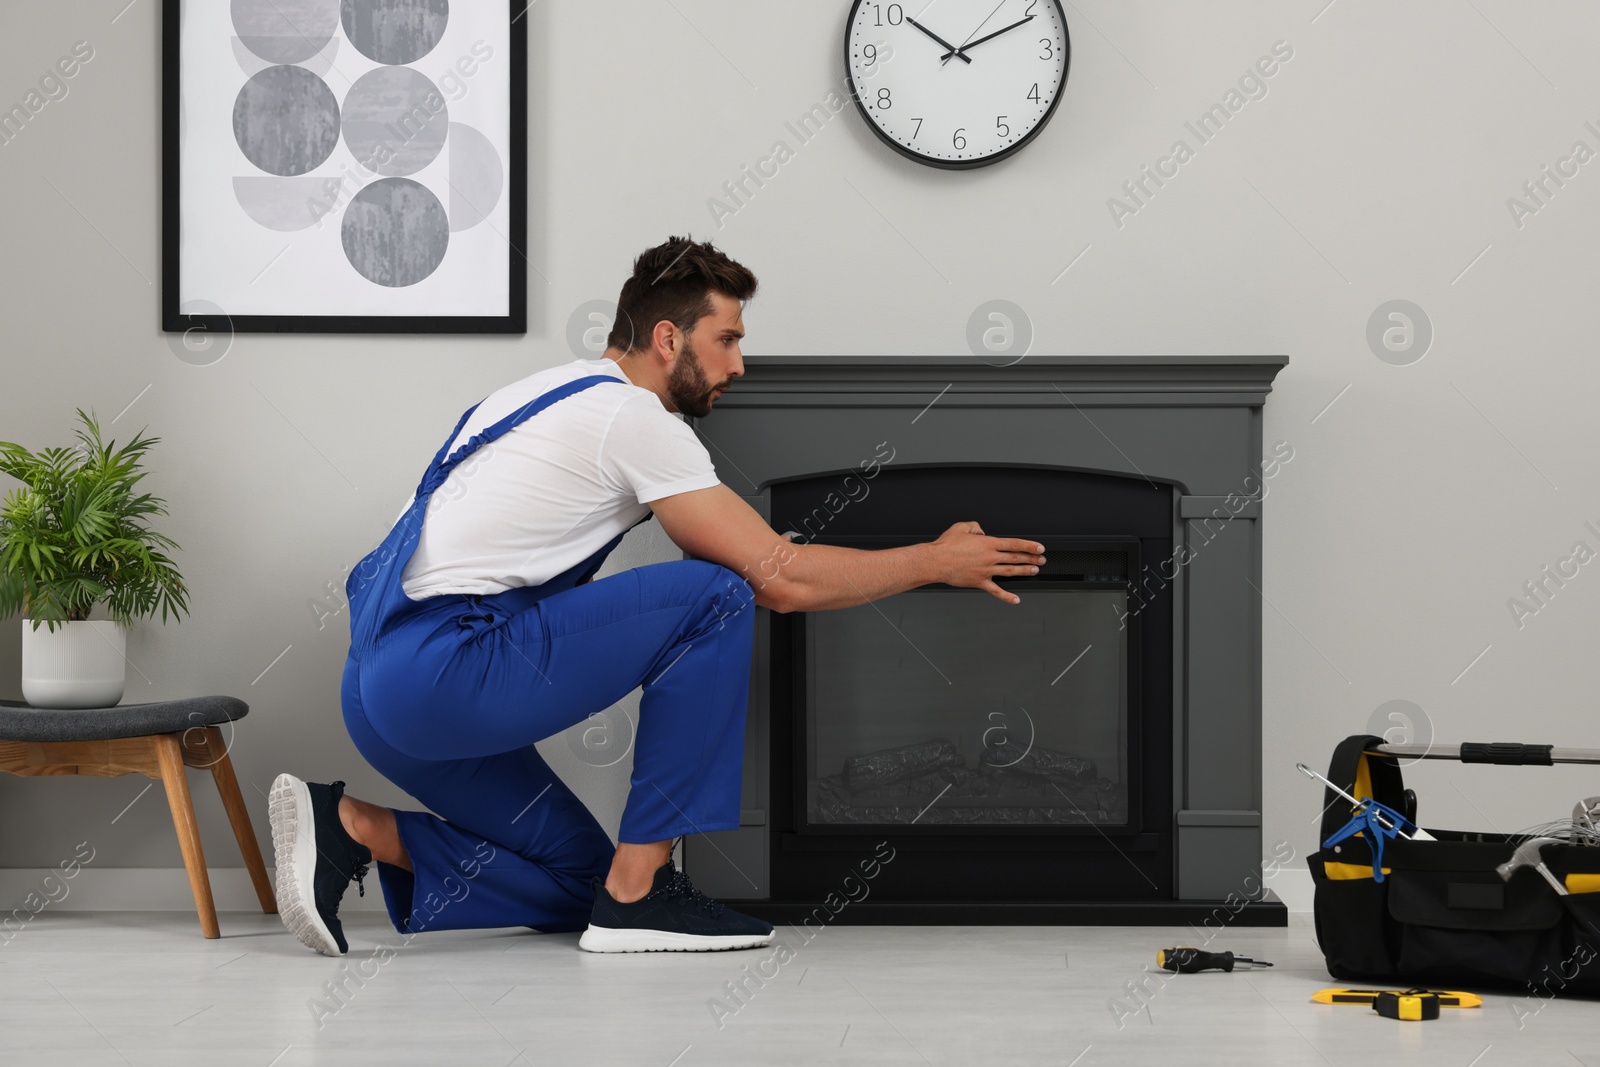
[269, 236, 1047, 955]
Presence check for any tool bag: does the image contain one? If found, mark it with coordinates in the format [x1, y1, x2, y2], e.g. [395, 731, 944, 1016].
[1309, 734, 1600, 994]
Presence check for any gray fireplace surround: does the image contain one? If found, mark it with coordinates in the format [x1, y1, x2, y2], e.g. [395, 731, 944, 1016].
[680, 355, 1289, 915]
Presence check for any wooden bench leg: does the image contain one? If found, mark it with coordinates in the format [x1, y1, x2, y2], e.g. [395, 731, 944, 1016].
[202, 727, 277, 914]
[152, 733, 220, 939]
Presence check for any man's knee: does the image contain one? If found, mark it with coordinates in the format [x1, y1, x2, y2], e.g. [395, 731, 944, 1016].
[664, 561, 754, 612]
[667, 558, 744, 586]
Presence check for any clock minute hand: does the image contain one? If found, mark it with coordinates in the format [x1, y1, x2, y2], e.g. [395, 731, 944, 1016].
[941, 15, 1036, 62]
[904, 16, 974, 64]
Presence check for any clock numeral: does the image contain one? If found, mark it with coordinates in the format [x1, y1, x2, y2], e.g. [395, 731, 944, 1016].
[862, 43, 878, 66]
[1027, 83, 1041, 103]
[872, 3, 903, 26]
[952, 128, 967, 150]
[1040, 39, 1054, 60]
[1025, 0, 1038, 15]
[911, 117, 923, 138]
[996, 116, 1010, 138]
[877, 87, 892, 110]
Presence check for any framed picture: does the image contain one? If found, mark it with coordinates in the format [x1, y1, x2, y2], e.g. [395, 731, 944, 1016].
[162, 1, 526, 334]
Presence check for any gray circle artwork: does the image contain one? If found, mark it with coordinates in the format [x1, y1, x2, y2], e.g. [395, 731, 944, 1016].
[233, 176, 336, 232]
[233, 65, 340, 177]
[342, 67, 449, 177]
[342, 177, 449, 287]
[342, 0, 450, 65]
[966, 300, 1033, 366]
[447, 122, 504, 232]
[1366, 299, 1433, 366]
[233, 0, 340, 64]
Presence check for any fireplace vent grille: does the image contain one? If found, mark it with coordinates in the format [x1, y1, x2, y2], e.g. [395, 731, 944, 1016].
[1033, 549, 1129, 582]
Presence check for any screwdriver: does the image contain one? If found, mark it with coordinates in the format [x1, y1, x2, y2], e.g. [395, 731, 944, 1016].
[1156, 947, 1274, 973]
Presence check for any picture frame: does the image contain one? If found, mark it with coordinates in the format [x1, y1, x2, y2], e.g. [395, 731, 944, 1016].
[161, 0, 527, 335]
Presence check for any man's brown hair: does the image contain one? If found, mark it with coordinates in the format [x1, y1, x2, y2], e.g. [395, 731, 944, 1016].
[608, 236, 758, 353]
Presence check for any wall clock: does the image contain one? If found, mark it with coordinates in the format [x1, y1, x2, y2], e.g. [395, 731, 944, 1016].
[845, 0, 1069, 169]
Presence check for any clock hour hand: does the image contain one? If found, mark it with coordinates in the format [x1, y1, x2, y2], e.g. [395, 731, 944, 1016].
[941, 14, 1036, 63]
[904, 16, 974, 64]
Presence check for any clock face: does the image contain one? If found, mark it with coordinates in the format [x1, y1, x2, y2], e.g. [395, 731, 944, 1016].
[845, 0, 1070, 169]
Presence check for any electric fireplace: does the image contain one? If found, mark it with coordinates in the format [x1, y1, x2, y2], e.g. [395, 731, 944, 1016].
[682, 356, 1288, 924]
[803, 554, 1134, 832]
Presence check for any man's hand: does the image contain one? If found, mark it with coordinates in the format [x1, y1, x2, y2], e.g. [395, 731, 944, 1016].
[924, 521, 1046, 605]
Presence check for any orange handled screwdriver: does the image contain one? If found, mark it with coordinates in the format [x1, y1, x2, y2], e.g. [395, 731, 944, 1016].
[1156, 947, 1274, 973]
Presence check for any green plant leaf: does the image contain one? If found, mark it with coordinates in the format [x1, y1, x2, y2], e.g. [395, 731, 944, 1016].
[0, 410, 188, 630]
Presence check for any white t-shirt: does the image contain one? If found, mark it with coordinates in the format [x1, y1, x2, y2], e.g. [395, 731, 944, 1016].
[396, 357, 721, 598]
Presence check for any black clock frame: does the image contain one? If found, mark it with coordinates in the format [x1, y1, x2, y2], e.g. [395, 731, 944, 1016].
[843, 0, 1070, 170]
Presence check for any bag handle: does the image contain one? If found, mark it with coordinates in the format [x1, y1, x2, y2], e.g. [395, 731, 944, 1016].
[1370, 742, 1600, 766]
[1320, 734, 1407, 848]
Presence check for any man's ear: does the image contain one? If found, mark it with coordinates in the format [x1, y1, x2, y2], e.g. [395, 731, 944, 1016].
[651, 319, 680, 362]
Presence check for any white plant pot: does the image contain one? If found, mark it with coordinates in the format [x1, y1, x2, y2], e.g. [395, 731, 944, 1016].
[21, 620, 127, 709]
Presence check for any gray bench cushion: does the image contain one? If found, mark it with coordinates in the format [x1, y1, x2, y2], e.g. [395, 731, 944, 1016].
[0, 696, 249, 743]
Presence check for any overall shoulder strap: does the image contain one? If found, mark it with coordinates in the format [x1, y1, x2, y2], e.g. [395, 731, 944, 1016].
[415, 401, 484, 499]
[425, 374, 624, 491]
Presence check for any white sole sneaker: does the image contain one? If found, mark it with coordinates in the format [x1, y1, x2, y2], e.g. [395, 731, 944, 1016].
[577, 925, 776, 953]
[269, 772, 342, 957]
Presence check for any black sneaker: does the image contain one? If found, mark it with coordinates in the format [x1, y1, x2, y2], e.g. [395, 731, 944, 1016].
[269, 773, 373, 957]
[578, 859, 775, 953]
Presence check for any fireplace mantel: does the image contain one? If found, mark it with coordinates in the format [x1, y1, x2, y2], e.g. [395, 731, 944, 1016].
[701, 355, 1289, 508]
[684, 354, 1290, 923]
[699, 354, 1287, 401]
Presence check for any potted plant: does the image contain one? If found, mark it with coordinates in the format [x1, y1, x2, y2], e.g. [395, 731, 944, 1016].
[0, 410, 189, 708]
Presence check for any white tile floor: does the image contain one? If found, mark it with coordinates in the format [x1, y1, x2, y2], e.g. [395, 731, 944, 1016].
[0, 911, 1592, 1066]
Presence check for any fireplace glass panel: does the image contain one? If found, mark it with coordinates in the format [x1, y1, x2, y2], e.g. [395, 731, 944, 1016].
[804, 585, 1130, 829]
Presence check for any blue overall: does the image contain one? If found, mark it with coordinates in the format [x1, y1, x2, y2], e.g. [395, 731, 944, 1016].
[339, 375, 756, 935]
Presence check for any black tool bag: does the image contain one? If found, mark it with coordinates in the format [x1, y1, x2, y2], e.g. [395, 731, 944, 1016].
[1309, 734, 1600, 995]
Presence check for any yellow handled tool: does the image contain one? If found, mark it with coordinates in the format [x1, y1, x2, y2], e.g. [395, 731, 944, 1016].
[1156, 947, 1272, 973]
[1312, 988, 1482, 1008]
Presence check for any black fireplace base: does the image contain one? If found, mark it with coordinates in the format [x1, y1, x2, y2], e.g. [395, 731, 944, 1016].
[716, 895, 1289, 927]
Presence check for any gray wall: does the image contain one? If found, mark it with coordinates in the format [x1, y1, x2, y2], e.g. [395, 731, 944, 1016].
[4, 2, 1599, 897]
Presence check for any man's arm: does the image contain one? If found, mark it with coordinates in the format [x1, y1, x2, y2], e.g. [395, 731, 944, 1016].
[648, 484, 1047, 613]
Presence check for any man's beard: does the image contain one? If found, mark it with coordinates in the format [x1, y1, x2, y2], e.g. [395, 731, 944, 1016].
[666, 336, 722, 418]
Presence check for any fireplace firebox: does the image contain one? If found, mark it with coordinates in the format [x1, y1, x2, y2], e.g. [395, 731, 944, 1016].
[802, 545, 1136, 833]
[681, 357, 1288, 925]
